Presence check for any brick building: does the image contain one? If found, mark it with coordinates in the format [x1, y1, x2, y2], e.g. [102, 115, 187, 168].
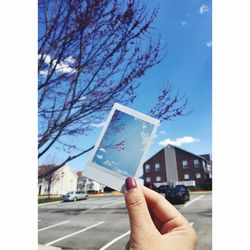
[143, 144, 212, 187]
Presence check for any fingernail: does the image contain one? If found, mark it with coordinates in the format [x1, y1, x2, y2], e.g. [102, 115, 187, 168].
[125, 176, 137, 190]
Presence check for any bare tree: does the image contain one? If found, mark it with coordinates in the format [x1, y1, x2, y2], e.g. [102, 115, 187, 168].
[38, 0, 187, 165]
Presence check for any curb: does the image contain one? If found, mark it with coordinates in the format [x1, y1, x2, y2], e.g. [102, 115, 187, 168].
[38, 201, 63, 206]
[190, 191, 212, 195]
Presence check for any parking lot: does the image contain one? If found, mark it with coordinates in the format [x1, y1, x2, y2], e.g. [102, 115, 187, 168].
[38, 192, 212, 250]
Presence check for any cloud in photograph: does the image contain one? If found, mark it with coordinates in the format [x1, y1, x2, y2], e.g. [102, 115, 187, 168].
[158, 136, 199, 147]
[91, 122, 106, 128]
[96, 154, 103, 160]
[98, 147, 106, 152]
[159, 130, 166, 135]
[140, 130, 150, 150]
[142, 122, 147, 130]
[199, 4, 209, 14]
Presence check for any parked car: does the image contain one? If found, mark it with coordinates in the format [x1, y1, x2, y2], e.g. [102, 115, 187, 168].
[63, 191, 88, 202]
[158, 185, 170, 193]
[165, 185, 190, 204]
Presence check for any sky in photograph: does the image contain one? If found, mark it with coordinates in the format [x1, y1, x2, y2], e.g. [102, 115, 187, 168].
[39, 0, 212, 175]
[92, 110, 154, 177]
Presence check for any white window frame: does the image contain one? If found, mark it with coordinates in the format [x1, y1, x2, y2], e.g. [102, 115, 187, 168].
[145, 164, 151, 173]
[184, 174, 190, 180]
[195, 173, 201, 179]
[182, 160, 188, 169]
[146, 177, 151, 182]
[194, 159, 200, 168]
[155, 163, 160, 172]
[156, 176, 161, 182]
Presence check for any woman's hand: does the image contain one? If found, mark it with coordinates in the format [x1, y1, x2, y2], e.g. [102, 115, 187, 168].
[124, 176, 197, 250]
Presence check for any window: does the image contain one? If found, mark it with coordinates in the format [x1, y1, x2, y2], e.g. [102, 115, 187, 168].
[146, 177, 151, 182]
[182, 160, 188, 169]
[145, 164, 151, 173]
[156, 176, 161, 182]
[155, 163, 160, 172]
[195, 173, 201, 179]
[184, 174, 189, 180]
[194, 159, 200, 168]
[202, 161, 206, 168]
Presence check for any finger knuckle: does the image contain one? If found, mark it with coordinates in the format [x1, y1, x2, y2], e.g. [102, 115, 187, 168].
[126, 195, 145, 211]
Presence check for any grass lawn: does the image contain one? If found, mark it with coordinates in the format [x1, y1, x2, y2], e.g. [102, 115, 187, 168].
[38, 197, 63, 204]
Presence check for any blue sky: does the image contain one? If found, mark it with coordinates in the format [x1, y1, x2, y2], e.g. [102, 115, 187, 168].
[39, 0, 212, 173]
[92, 110, 154, 177]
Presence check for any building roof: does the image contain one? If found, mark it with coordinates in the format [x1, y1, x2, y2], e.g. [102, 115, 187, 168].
[76, 171, 81, 177]
[172, 145, 210, 163]
[144, 144, 210, 163]
[38, 164, 62, 178]
[199, 154, 211, 162]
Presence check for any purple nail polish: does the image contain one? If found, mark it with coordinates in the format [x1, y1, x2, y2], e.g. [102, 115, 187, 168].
[126, 176, 137, 190]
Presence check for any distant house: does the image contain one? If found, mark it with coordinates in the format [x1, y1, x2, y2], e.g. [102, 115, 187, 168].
[76, 170, 105, 193]
[38, 164, 77, 196]
[143, 144, 212, 187]
[85, 178, 105, 193]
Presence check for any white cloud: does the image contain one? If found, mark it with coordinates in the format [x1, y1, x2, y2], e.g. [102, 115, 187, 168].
[38, 54, 52, 64]
[206, 41, 212, 47]
[96, 154, 103, 160]
[142, 122, 147, 130]
[199, 4, 209, 14]
[64, 56, 75, 64]
[158, 136, 199, 147]
[53, 61, 76, 74]
[79, 96, 86, 101]
[39, 70, 48, 77]
[39, 54, 76, 74]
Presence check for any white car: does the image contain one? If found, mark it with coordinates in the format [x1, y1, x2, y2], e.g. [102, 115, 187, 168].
[63, 191, 88, 202]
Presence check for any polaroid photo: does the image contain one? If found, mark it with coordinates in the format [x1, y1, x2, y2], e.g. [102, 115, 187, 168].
[84, 103, 160, 192]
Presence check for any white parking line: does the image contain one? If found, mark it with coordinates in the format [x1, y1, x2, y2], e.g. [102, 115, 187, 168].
[100, 200, 125, 208]
[38, 220, 70, 232]
[45, 221, 105, 246]
[99, 230, 131, 250]
[184, 195, 204, 207]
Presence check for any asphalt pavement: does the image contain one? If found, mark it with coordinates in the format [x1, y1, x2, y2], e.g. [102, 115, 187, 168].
[38, 192, 212, 250]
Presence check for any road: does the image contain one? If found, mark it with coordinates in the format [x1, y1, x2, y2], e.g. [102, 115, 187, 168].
[38, 192, 212, 250]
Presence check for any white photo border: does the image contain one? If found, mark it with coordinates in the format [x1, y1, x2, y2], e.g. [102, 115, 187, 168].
[84, 102, 160, 192]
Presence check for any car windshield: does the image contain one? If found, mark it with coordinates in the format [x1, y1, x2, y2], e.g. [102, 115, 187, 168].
[66, 192, 74, 195]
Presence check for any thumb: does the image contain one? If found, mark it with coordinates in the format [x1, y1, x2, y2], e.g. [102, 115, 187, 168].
[124, 177, 156, 234]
